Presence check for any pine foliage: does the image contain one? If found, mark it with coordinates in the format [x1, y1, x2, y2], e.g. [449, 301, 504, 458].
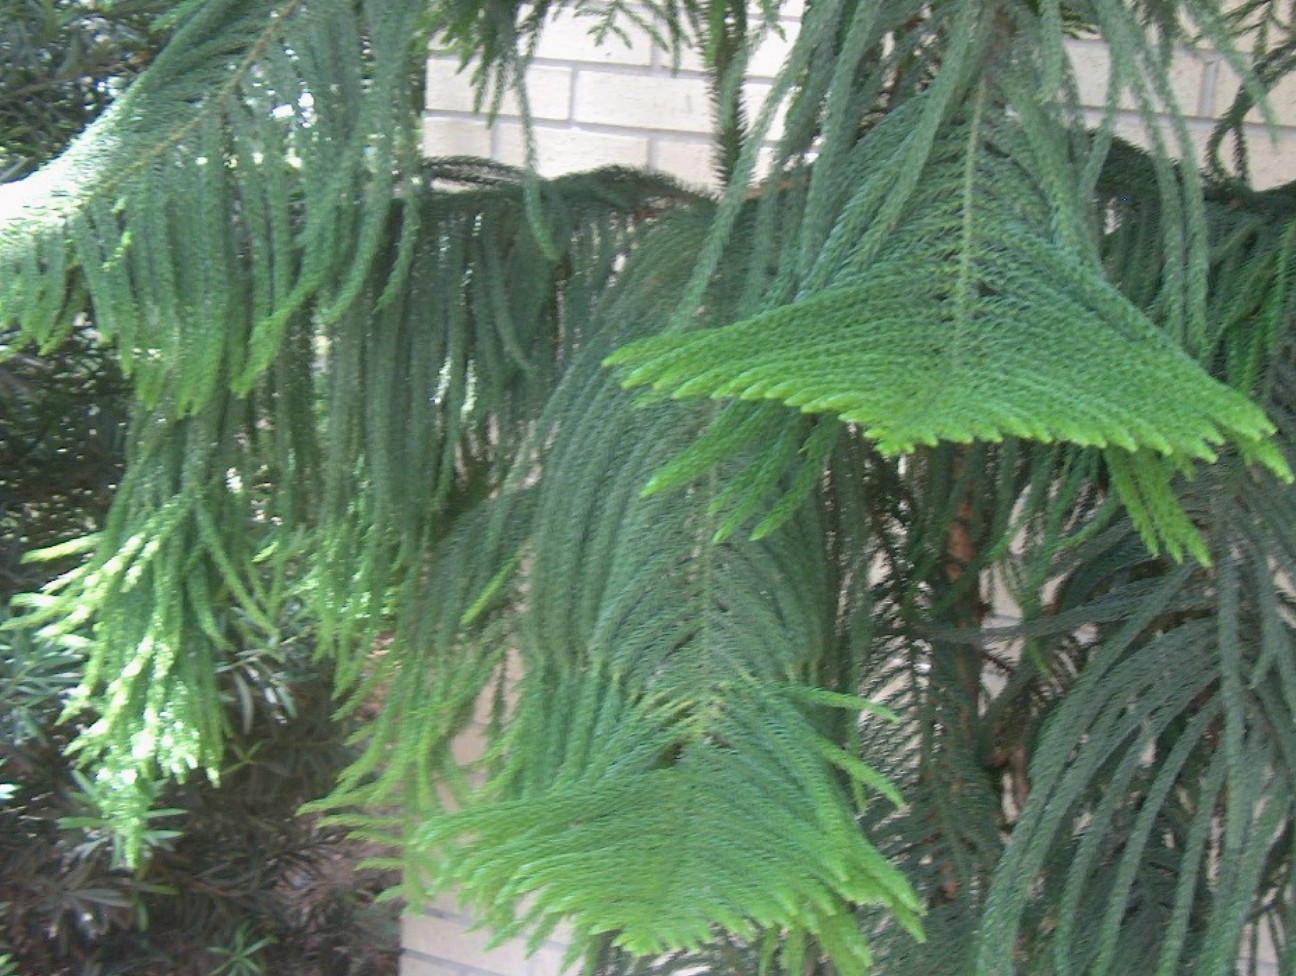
[606, 97, 1283, 529]
[974, 155, 1296, 976]
[3, 0, 1296, 974]
[606, 1, 1291, 561]
[410, 355, 922, 963]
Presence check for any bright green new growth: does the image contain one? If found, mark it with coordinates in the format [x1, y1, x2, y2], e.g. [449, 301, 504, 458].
[607, 100, 1280, 460]
[607, 28, 1290, 562]
[3, 0, 1296, 973]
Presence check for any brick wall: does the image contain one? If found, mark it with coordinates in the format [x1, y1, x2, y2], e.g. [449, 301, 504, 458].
[402, 893, 571, 976]
[422, 11, 1296, 189]
[405, 18, 1291, 976]
[421, 4, 799, 189]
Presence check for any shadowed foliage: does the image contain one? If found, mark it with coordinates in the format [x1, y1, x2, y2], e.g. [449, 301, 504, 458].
[2, 1, 1296, 974]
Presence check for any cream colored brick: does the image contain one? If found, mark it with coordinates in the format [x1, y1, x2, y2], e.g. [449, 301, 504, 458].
[470, 668, 517, 726]
[1210, 0, 1265, 53]
[450, 722, 488, 766]
[662, 23, 790, 77]
[1068, 41, 1117, 110]
[534, 11, 655, 66]
[426, 59, 573, 122]
[423, 116, 493, 157]
[1236, 124, 1296, 188]
[574, 69, 713, 133]
[504, 894, 576, 952]
[1167, 52, 1211, 116]
[660, 37, 789, 103]
[748, 26, 793, 79]
[444, 723, 489, 797]
[403, 914, 531, 975]
[663, 35, 707, 74]
[1210, 59, 1248, 119]
[1108, 114, 1211, 171]
[744, 80, 786, 141]
[652, 138, 718, 187]
[538, 913, 574, 950]
[423, 892, 473, 922]
[525, 946, 568, 976]
[1123, 112, 1296, 191]
[517, 65, 575, 121]
[402, 954, 466, 976]
[1162, 116, 1296, 189]
[653, 4, 793, 73]
[426, 57, 483, 114]
[496, 122, 651, 174]
[1213, 61, 1296, 127]
[1066, 40, 1208, 116]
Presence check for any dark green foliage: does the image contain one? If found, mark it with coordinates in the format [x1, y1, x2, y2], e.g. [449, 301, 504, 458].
[0, 607, 399, 975]
[405, 332, 920, 963]
[0, 7, 400, 972]
[0, 328, 126, 597]
[0, 0, 170, 600]
[4, 1, 1296, 974]
[0, 0, 170, 180]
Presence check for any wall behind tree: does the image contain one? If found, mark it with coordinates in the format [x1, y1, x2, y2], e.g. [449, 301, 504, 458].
[421, 8, 1296, 189]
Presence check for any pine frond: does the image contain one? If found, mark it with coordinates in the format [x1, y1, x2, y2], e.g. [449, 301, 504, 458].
[10, 158, 695, 858]
[301, 163, 695, 668]
[600, 0, 1291, 564]
[384, 298, 922, 969]
[14, 392, 278, 861]
[608, 91, 1287, 565]
[0, 0, 436, 411]
[977, 481, 1296, 974]
[975, 203, 1296, 973]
